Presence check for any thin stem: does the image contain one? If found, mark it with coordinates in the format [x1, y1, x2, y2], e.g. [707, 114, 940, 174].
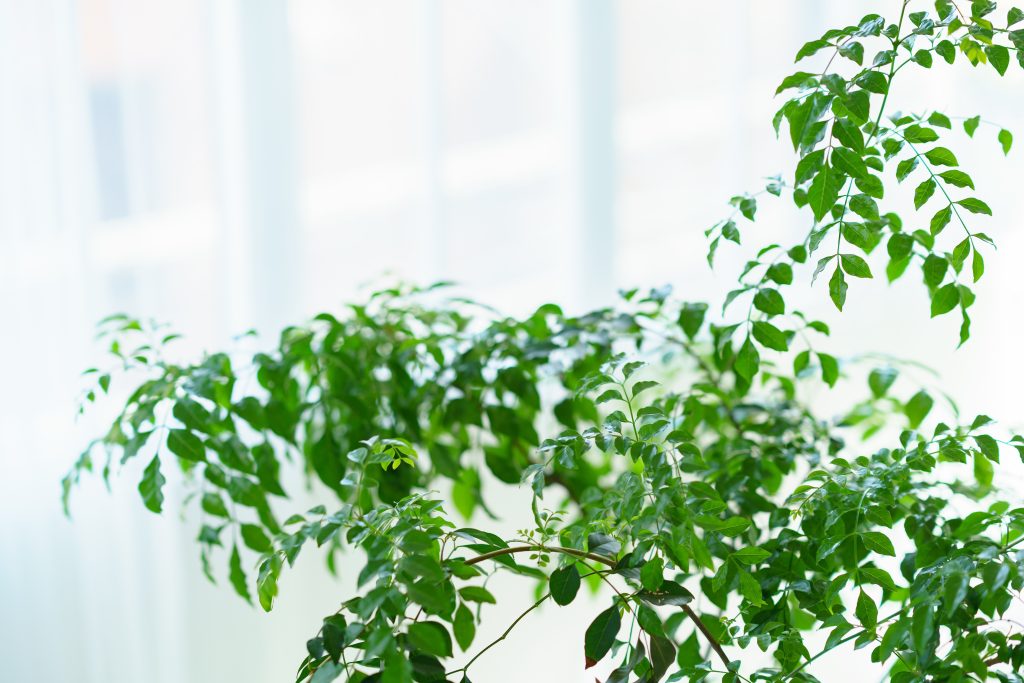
[785, 608, 904, 679]
[887, 127, 972, 240]
[449, 593, 550, 675]
[866, 0, 910, 145]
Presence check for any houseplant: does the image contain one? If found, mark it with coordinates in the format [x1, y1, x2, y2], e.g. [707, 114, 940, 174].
[66, 2, 1024, 680]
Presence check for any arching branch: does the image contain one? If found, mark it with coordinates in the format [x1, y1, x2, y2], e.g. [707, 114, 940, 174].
[465, 543, 731, 668]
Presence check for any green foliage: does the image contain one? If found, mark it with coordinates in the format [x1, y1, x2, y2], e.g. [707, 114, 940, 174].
[66, 3, 1024, 682]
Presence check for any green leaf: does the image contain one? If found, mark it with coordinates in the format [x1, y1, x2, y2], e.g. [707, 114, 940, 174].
[929, 207, 952, 236]
[923, 147, 958, 166]
[860, 567, 897, 591]
[856, 71, 888, 93]
[923, 254, 948, 288]
[914, 179, 936, 209]
[839, 41, 865, 65]
[832, 147, 867, 179]
[241, 523, 272, 553]
[840, 254, 872, 278]
[904, 125, 939, 143]
[584, 606, 621, 667]
[407, 578, 456, 617]
[896, 157, 918, 182]
[829, 267, 848, 311]
[849, 194, 879, 220]
[587, 533, 621, 557]
[458, 586, 496, 604]
[869, 367, 898, 398]
[976, 434, 1000, 461]
[938, 170, 974, 189]
[734, 337, 760, 382]
[808, 165, 840, 221]
[936, 40, 956, 64]
[311, 663, 343, 683]
[637, 580, 695, 607]
[453, 603, 475, 651]
[631, 380, 659, 398]
[640, 557, 665, 592]
[905, 390, 934, 429]
[721, 220, 740, 244]
[256, 556, 280, 611]
[166, 429, 206, 462]
[739, 196, 757, 221]
[795, 39, 829, 61]
[785, 97, 814, 151]
[956, 198, 992, 215]
[974, 450, 995, 486]
[753, 288, 785, 316]
[707, 236, 721, 267]
[833, 117, 865, 152]
[737, 569, 763, 606]
[229, 543, 252, 604]
[732, 546, 771, 565]
[928, 112, 952, 129]
[999, 129, 1013, 155]
[964, 115, 981, 137]
[887, 233, 913, 260]
[201, 492, 229, 518]
[381, 650, 413, 683]
[856, 590, 878, 629]
[860, 531, 896, 557]
[752, 321, 789, 352]
[698, 516, 750, 537]
[454, 528, 508, 549]
[649, 635, 676, 682]
[677, 633, 702, 668]
[767, 262, 794, 285]
[819, 352, 839, 387]
[953, 238, 971, 271]
[912, 606, 935, 661]
[138, 455, 166, 513]
[930, 283, 960, 317]
[550, 564, 582, 606]
[986, 45, 1010, 75]
[172, 397, 212, 433]
[678, 303, 707, 340]
[776, 71, 817, 94]
[843, 90, 870, 123]
[795, 149, 825, 185]
[407, 621, 453, 658]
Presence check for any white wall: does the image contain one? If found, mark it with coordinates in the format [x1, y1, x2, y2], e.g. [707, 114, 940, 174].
[1, 1, 1023, 681]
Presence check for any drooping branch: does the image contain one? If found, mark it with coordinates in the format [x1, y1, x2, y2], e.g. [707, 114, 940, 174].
[464, 544, 731, 668]
[448, 593, 551, 676]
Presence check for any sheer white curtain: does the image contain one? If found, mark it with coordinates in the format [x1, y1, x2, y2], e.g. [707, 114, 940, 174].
[2, 1, 1023, 681]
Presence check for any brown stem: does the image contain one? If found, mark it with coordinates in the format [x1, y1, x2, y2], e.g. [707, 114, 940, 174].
[464, 544, 731, 668]
[464, 544, 615, 568]
[682, 604, 730, 667]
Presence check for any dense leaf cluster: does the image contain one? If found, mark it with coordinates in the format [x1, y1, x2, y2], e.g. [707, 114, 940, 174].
[67, 3, 1024, 682]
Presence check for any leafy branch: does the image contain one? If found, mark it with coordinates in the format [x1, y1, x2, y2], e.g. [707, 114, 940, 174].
[64, 3, 1024, 683]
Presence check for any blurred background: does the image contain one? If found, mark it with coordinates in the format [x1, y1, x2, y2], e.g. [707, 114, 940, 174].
[2, 1, 1023, 681]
